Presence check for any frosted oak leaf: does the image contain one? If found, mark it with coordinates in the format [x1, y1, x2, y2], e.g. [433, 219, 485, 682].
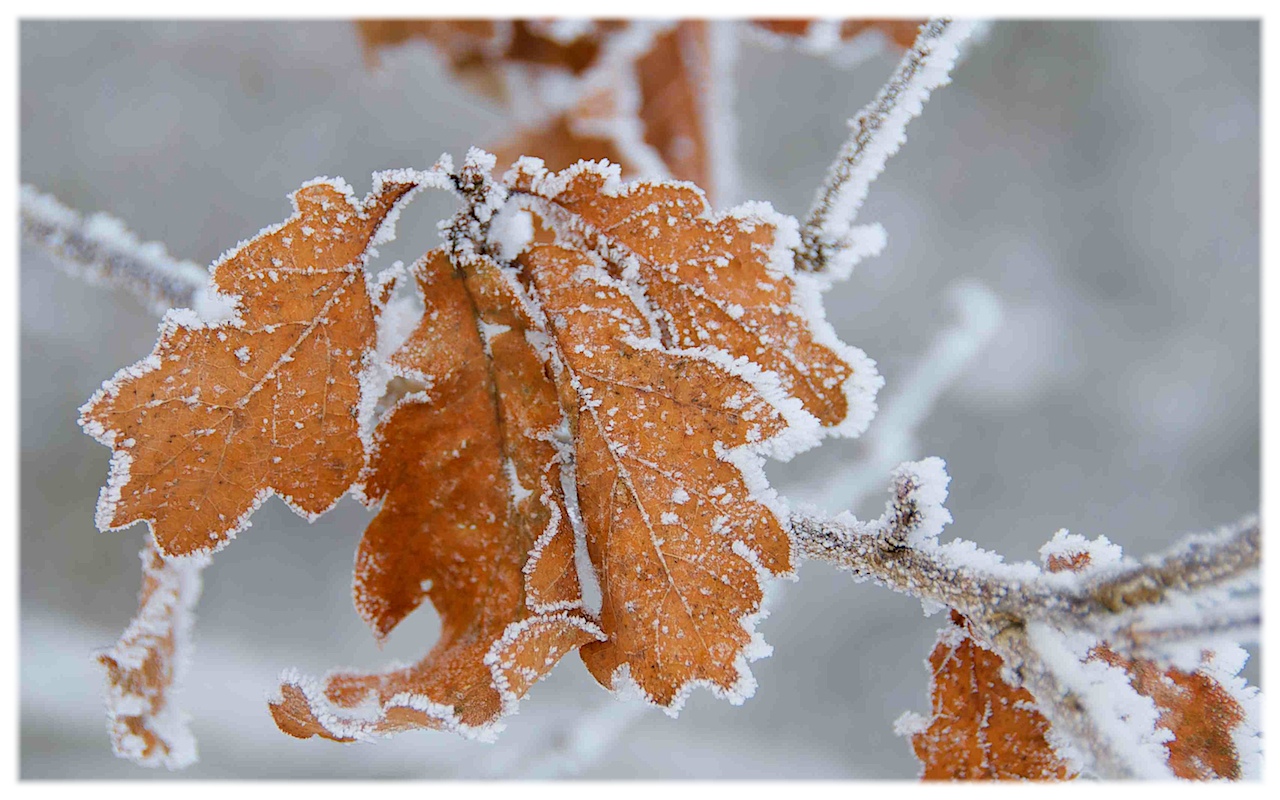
[270, 248, 602, 741]
[508, 158, 880, 435]
[899, 611, 1077, 781]
[901, 532, 1261, 780]
[751, 19, 926, 52]
[356, 18, 617, 82]
[519, 242, 815, 711]
[356, 20, 735, 200]
[79, 172, 426, 556]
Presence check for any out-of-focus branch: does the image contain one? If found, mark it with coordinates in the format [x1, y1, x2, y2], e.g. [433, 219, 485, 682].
[21, 184, 208, 314]
[797, 17, 975, 276]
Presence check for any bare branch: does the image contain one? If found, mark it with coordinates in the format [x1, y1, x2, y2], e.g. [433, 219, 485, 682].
[21, 184, 208, 314]
[797, 17, 975, 275]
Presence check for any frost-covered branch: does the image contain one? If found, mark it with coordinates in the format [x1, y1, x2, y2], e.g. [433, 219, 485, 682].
[1083, 519, 1260, 615]
[793, 468, 1259, 643]
[21, 185, 209, 314]
[797, 17, 975, 275]
[791, 462, 1260, 778]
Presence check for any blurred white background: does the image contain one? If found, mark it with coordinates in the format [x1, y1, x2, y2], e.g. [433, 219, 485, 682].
[20, 19, 1259, 778]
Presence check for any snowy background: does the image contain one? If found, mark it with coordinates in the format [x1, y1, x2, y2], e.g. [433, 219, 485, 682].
[20, 20, 1259, 779]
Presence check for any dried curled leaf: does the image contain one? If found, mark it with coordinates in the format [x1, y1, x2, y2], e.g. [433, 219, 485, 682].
[901, 611, 1076, 781]
[97, 542, 207, 769]
[490, 90, 631, 180]
[362, 18, 613, 73]
[270, 248, 601, 741]
[509, 159, 878, 433]
[631, 21, 716, 191]
[79, 173, 423, 556]
[521, 242, 805, 710]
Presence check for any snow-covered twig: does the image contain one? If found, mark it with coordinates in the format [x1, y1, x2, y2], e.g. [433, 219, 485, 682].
[1083, 518, 1260, 616]
[791, 465, 1260, 778]
[797, 17, 975, 276]
[21, 185, 208, 314]
[793, 469, 1259, 641]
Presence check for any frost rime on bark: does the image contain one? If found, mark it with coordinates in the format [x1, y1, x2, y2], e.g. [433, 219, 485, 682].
[798, 18, 976, 277]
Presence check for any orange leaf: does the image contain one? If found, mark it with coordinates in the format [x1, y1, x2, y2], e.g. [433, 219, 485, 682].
[411, 19, 614, 74]
[1091, 647, 1247, 780]
[904, 611, 1077, 781]
[632, 21, 716, 192]
[520, 242, 802, 709]
[356, 19, 616, 96]
[509, 160, 877, 432]
[840, 20, 927, 49]
[79, 174, 423, 556]
[96, 541, 207, 769]
[491, 97, 630, 178]
[270, 248, 601, 740]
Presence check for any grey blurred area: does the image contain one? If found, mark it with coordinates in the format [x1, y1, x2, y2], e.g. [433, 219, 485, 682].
[20, 20, 1258, 779]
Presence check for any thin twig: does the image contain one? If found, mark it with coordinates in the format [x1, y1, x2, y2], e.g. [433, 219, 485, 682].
[21, 185, 208, 314]
[1083, 519, 1261, 614]
[797, 17, 975, 275]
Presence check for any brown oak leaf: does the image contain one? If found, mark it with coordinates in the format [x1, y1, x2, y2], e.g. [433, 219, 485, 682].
[519, 241, 806, 708]
[1091, 647, 1248, 780]
[270, 247, 602, 740]
[509, 159, 878, 433]
[97, 541, 207, 769]
[490, 88, 631, 182]
[79, 172, 424, 556]
[356, 19, 620, 98]
[902, 611, 1076, 781]
[87, 151, 871, 752]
